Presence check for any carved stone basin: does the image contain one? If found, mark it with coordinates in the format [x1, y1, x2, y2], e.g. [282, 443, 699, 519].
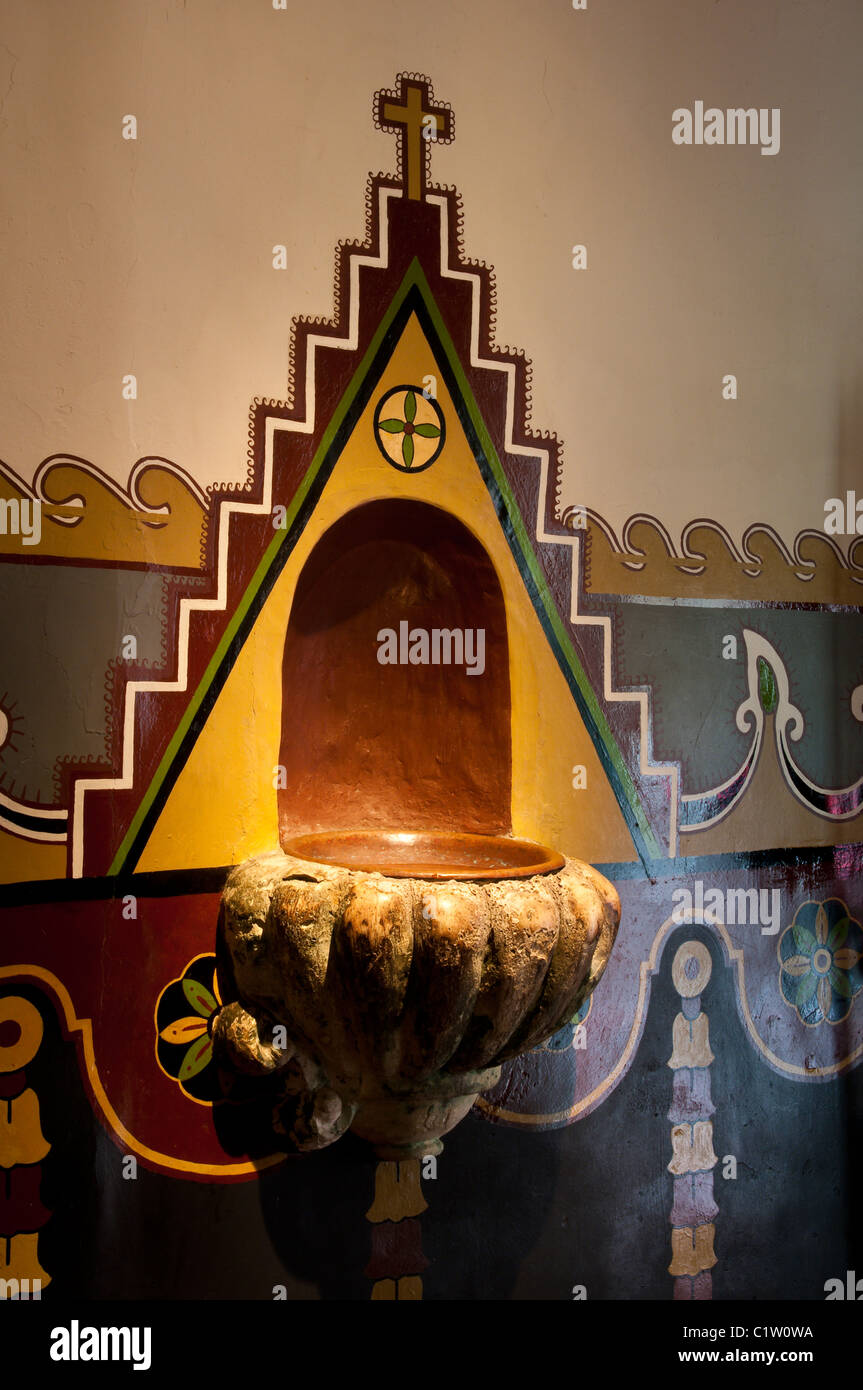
[214, 838, 620, 1159]
[212, 499, 621, 1158]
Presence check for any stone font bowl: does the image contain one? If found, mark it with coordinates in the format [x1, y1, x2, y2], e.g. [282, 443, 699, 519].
[214, 837, 620, 1158]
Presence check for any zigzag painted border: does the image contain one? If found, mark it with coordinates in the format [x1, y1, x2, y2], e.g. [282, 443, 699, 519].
[430, 195, 680, 854]
[70, 102, 678, 873]
[71, 186, 400, 875]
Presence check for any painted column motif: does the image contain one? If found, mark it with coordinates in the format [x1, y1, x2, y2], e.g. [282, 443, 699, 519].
[667, 941, 718, 1300]
[365, 1159, 429, 1300]
[0, 995, 51, 1298]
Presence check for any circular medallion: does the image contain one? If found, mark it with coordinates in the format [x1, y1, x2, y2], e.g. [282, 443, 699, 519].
[0, 995, 44, 1072]
[373, 385, 445, 473]
[671, 940, 712, 998]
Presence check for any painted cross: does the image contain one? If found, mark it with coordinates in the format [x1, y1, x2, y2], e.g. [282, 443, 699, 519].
[376, 75, 453, 202]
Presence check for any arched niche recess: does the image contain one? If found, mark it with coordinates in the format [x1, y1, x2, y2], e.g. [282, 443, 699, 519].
[278, 499, 511, 844]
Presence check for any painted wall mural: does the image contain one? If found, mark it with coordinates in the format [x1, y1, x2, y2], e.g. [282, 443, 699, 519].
[0, 20, 860, 1318]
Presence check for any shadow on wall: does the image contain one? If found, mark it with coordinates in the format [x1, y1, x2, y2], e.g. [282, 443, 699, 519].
[278, 498, 512, 840]
[256, 1123, 562, 1301]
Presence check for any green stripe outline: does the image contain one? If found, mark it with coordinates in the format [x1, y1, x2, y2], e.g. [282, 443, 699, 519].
[108, 258, 661, 874]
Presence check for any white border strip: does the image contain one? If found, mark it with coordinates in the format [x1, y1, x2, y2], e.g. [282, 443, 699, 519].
[429, 194, 677, 855]
[71, 186, 674, 874]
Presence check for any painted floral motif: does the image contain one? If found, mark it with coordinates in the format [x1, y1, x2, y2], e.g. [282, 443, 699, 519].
[155, 954, 222, 1103]
[373, 385, 444, 472]
[779, 899, 863, 1027]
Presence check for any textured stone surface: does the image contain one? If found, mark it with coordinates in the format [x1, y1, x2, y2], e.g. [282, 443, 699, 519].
[215, 848, 620, 1156]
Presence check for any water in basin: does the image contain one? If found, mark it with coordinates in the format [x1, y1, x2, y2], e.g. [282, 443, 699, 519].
[280, 830, 565, 880]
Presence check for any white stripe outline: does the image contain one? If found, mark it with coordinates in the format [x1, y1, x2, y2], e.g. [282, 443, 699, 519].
[429, 194, 677, 855]
[71, 186, 675, 876]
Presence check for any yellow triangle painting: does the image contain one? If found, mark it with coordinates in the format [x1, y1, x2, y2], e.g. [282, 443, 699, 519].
[137, 314, 635, 872]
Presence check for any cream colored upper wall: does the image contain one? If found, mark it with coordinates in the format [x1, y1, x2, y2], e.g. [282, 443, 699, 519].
[1, 0, 860, 540]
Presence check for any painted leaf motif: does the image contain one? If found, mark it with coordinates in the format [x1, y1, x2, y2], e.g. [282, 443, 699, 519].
[815, 904, 829, 947]
[378, 419, 404, 434]
[757, 656, 778, 714]
[183, 976, 217, 1018]
[179, 1034, 213, 1082]
[402, 434, 414, 468]
[833, 948, 861, 971]
[792, 916, 817, 956]
[414, 423, 440, 437]
[817, 976, 832, 1020]
[796, 971, 818, 1009]
[404, 389, 417, 423]
[782, 954, 812, 978]
[160, 1016, 208, 1046]
[829, 966, 851, 999]
[827, 916, 850, 951]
